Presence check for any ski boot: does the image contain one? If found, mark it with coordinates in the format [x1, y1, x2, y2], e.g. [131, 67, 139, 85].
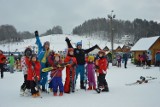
[59, 92, 63, 96]
[80, 81, 85, 89]
[53, 92, 57, 96]
[87, 86, 92, 90]
[102, 85, 109, 92]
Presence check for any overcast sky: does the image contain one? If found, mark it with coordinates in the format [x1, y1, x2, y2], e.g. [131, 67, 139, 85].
[0, 0, 160, 34]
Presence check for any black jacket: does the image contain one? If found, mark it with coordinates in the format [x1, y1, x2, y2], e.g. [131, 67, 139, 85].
[65, 38, 98, 65]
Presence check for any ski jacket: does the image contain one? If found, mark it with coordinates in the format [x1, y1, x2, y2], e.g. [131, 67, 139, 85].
[8, 56, 15, 66]
[21, 56, 30, 75]
[48, 56, 64, 77]
[123, 53, 128, 61]
[36, 36, 50, 64]
[96, 57, 108, 74]
[27, 61, 41, 81]
[64, 55, 77, 72]
[65, 38, 98, 65]
[0, 53, 6, 64]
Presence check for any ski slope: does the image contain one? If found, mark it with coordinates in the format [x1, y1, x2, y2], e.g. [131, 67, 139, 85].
[0, 62, 160, 107]
[0, 34, 123, 53]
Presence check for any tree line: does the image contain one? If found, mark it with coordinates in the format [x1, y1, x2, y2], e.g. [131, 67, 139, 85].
[0, 25, 63, 44]
[72, 18, 160, 43]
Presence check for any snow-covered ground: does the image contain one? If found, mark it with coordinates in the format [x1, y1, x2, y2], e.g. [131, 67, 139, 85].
[0, 61, 160, 107]
[0, 34, 123, 53]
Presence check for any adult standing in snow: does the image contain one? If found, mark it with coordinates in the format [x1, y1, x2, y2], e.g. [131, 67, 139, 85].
[35, 31, 51, 91]
[65, 37, 100, 89]
[0, 50, 6, 79]
[8, 53, 15, 73]
[123, 52, 128, 68]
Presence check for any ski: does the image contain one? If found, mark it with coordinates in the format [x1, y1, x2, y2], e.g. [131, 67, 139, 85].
[42, 63, 69, 72]
[125, 76, 157, 86]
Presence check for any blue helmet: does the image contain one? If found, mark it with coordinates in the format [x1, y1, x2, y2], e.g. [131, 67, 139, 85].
[77, 41, 82, 47]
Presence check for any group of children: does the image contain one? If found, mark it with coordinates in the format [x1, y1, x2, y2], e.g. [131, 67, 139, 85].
[20, 47, 109, 98]
[19, 31, 109, 98]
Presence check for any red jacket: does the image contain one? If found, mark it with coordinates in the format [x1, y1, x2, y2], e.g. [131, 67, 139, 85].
[96, 57, 108, 74]
[64, 56, 77, 70]
[49, 59, 64, 77]
[27, 61, 41, 81]
[0, 54, 6, 64]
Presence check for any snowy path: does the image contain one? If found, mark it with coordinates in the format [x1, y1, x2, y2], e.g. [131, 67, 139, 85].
[0, 62, 160, 107]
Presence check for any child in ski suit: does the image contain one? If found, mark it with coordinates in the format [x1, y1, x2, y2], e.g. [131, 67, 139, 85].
[117, 54, 121, 67]
[27, 54, 41, 97]
[64, 48, 77, 93]
[0, 50, 6, 79]
[20, 47, 32, 92]
[35, 31, 50, 91]
[48, 53, 64, 96]
[95, 50, 109, 92]
[86, 56, 96, 90]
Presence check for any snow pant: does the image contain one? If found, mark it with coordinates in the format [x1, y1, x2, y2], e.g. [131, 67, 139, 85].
[117, 61, 121, 67]
[142, 60, 147, 66]
[87, 68, 96, 87]
[98, 74, 108, 88]
[40, 63, 48, 91]
[0, 63, 5, 78]
[147, 60, 151, 67]
[29, 80, 39, 95]
[124, 60, 127, 68]
[51, 77, 63, 93]
[64, 68, 75, 93]
[9, 65, 14, 73]
[75, 65, 85, 88]
[21, 74, 30, 91]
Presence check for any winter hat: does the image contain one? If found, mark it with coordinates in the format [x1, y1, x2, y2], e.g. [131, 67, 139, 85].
[24, 48, 32, 57]
[54, 53, 60, 58]
[98, 50, 106, 55]
[44, 41, 50, 46]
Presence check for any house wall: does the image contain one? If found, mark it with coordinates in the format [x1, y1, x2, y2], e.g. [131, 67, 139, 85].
[149, 38, 160, 64]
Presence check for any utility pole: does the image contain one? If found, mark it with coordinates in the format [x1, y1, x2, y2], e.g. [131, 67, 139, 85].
[108, 10, 116, 66]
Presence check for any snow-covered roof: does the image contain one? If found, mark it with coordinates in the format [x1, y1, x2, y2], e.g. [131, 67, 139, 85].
[131, 36, 160, 51]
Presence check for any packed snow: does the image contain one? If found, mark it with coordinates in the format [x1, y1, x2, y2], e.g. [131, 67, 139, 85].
[0, 61, 160, 107]
[0, 35, 160, 107]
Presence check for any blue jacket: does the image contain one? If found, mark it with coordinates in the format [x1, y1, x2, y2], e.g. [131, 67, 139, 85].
[123, 53, 128, 61]
[156, 53, 160, 61]
[36, 36, 48, 64]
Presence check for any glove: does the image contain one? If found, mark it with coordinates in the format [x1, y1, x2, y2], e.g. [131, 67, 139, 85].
[35, 31, 39, 37]
[65, 37, 70, 42]
[103, 70, 107, 74]
[95, 65, 99, 69]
